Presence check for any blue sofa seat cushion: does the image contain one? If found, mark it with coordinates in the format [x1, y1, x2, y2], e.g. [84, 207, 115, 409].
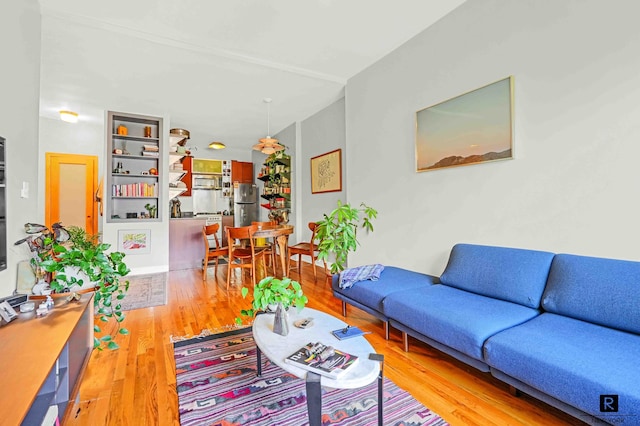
[382, 284, 540, 362]
[439, 244, 555, 308]
[332, 266, 437, 313]
[484, 313, 640, 421]
[542, 254, 640, 335]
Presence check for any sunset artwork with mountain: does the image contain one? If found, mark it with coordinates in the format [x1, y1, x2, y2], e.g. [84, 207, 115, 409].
[416, 76, 513, 172]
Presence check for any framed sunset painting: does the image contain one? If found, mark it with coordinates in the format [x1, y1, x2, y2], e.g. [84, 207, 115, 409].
[416, 76, 514, 172]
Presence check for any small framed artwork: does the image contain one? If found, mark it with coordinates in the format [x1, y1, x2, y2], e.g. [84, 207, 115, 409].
[118, 229, 151, 255]
[416, 76, 514, 172]
[311, 149, 342, 194]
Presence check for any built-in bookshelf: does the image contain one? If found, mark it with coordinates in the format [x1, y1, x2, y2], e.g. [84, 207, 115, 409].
[106, 111, 162, 222]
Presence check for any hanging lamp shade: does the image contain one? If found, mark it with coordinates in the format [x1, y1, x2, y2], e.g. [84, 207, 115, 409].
[253, 98, 285, 154]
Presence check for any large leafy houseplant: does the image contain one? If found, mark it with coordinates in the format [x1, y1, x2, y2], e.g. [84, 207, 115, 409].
[315, 201, 378, 274]
[18, 223, 130, 350]
[235, 276, 307, 325]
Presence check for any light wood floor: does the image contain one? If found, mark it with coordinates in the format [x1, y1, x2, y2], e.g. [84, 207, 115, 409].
[66, 262, 586, 425]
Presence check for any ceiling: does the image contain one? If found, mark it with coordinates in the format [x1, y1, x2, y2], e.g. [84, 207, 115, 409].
[38, 0, 466, 153]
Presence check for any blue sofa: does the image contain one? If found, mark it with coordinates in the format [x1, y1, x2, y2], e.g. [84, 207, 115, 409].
[332, 244, 640, 425]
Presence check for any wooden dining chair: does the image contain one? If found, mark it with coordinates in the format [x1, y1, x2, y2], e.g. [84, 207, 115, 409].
[202, 223, 228, 281]
[288, 222, 327, 281]
[226, 225, 267, 289]
[252, 220, 277, 274]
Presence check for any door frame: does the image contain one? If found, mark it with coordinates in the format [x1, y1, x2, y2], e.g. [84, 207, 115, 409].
[45, 153, 99, 235]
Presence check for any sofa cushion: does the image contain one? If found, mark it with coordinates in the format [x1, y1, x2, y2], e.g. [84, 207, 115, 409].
[439, 243, 555, 309]
[484, 313, 640, 421]
[383, 284, 540, 362]
[542, 254, 640, 335]
[332, 266, 436, 313]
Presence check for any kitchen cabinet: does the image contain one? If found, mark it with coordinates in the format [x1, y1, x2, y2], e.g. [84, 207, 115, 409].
[106, 111, 162, 222]
[232, 160, 254, 183]
[178, 156, 193, 196]
[193, 159, 222, 174]
[257, 152, 291, 222]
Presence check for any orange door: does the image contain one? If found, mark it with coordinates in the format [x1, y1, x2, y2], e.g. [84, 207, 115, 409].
[45, 153, 98, 235]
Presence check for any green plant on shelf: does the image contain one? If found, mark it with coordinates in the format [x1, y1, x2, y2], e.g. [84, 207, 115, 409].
[16, 223, 130, 350]
[144, 203, 157, 218]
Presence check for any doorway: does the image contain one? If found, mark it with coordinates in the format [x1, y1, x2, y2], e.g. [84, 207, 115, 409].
[45, 153, 98, 235]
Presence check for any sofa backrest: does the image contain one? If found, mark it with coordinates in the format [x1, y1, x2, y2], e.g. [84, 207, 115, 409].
[439, 243, 555, 309]
[542, 254, 640, 334]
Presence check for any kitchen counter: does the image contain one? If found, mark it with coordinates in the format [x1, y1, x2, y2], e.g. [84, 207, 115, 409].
[169, 215, 234, 271]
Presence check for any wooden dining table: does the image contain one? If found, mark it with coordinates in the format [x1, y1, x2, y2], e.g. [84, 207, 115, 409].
[253, 224, 294, 279]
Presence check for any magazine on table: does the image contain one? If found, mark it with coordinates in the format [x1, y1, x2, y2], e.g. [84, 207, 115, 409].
[285, 342, 359, 379]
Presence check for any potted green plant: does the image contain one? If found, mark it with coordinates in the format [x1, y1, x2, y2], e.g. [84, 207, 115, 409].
[20, 223, 130, 350]
[315, 201, 378, 274]
[144, 203, 157, 218]
[235, 276, 307, 326]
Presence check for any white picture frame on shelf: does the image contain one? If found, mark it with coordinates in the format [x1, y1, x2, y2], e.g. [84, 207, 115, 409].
[118, 229, 151, 255]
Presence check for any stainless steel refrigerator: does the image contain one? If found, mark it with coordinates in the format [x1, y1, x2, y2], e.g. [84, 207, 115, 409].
[233, 183, 259, 227]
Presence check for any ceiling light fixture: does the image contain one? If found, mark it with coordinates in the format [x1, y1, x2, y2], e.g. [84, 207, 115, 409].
[252, 98, 285, 154]
[59, 110, 79, 123]
[208, 141, 226, 150]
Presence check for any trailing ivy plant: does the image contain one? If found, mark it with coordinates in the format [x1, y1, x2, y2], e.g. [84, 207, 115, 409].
[314, 201, 378, 274]
[30, 224, 130, 350]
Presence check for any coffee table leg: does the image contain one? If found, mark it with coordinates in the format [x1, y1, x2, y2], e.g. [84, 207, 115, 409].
[256, 346, 262, 377]
[369, 353, 385, 426]
[305, 372, 322, 426]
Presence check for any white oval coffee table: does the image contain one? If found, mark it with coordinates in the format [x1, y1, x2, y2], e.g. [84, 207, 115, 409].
[252, 307, 383, 425]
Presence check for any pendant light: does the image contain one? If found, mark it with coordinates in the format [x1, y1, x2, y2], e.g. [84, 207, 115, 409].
[59, 110, 79, 123]
[253, 98, 285, 154]
[208, 141, 226, 150]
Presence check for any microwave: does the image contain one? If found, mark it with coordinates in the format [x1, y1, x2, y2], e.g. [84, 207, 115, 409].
[192, 173, 222, 189]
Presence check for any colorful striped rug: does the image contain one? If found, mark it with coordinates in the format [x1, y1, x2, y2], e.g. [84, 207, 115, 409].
[174, 327, 448, 426]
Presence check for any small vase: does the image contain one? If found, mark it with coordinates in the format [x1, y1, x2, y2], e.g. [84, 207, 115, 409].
[273, 303, 289, 336]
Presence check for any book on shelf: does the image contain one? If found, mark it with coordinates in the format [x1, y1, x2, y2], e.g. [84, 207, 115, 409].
[142, 151, 159, 157]
[143, 144, 159, 152]
[284, 342, 358, 379]
[112, 182, 157, 197]
[331, 326, 371, 340]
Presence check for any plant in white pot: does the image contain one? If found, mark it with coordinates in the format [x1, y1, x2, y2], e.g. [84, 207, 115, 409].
[17, 223, 130, 350]
[315, 201, 378, 274]
[235, 277, 307, 335]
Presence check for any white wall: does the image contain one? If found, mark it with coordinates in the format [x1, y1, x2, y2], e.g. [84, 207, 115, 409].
[38, 116, 105, 217]
[346, 0, 640, 275]
[0, 1, 41, 297]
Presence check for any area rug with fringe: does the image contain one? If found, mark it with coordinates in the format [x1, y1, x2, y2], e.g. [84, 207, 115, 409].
[173, 327, 448, 426]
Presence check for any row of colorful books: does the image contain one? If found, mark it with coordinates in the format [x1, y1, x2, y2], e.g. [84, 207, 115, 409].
[112, 182, 157, 197]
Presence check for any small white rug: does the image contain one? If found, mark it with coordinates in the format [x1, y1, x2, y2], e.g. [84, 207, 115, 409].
[119, 272, 167, 311]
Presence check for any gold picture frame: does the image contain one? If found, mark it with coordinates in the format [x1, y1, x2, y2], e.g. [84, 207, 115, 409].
[416, 76, 514, 172]
[311, 149, 342, 194]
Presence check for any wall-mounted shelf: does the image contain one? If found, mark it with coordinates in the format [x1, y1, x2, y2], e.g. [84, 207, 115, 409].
[259, 152, 291, 222]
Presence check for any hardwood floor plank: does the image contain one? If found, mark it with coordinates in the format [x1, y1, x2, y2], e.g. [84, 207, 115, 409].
[65, 261, 586, 425]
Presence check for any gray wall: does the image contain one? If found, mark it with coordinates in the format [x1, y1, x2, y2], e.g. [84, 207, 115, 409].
[0, 1, 42, 297]
[346, 0, 640, 275]
[296, 98, 346, 252]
